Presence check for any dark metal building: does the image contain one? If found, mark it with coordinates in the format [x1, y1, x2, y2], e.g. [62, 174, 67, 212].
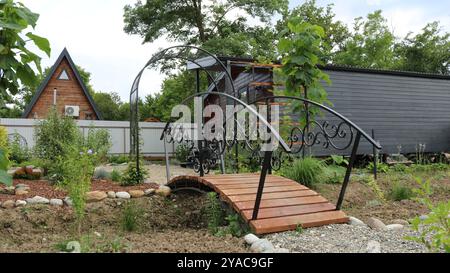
[189, 56, 450, 155]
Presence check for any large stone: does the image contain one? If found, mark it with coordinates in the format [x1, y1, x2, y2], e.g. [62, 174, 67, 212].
[15, 188, 29, 196]
[250, 239, 274, 253]
[244, 233, 260, 245]
[129, 190, 145, 198]
[366, 240, 381, 253]
[391, 219, 409, 226]
[25, 165, 35, 175]
[116, 192, 131, 199]
[85, 191, 107, 203]
[263, 248, 290, 253]
[15, 200, 27, 207]
[155, 185, 171, 197]
[366, 217, 387, 231]
[1, 200, 15, 209]
[144, 188, 156, 196]
[348, 216, 366, 226]
[26, 196, 49, 205]
[64, 197, 73, 206]
[14, 167, 26, 177]
[107, 191, 116, 198]
[1, 186, 15, 195]
[31, 169, 43, 179]
[50, 199, 63, 206]
[386, 224, 404, 231]
[66, 241, 81, 253]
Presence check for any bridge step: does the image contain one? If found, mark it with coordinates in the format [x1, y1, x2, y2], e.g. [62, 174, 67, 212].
[168, 174, 349, 234]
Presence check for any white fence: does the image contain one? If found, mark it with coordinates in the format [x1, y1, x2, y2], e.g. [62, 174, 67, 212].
[0, 118, 175, 157]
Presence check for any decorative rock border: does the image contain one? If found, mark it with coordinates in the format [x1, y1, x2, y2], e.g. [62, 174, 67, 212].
[244, 233, 291, 253]
[0, 185, 171, 209]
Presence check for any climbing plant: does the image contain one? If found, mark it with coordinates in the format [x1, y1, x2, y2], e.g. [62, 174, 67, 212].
[277, 19, 331, 123]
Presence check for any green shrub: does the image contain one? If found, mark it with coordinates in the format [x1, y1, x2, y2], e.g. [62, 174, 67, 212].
[108, 154, 130, 165]
[407, 178, 450, 253]
[62, 146, 96, 235]
[205, 192, 224, 234]
[8, 133, 30, 164]
[93, 167, 110, 180]
[389, 182, 414, 201]
[110, 169, 122, 182]
[175, 144, 190, 163]
[0, 126, 9, 156]
[390, 164, 407, 173]
[328, 155, 348, 166]
[120, 161, 148, 186]
[215, 213, 248, 237]
[85, 127, 111, 163]
[34, 108, 82, 162]
[321, 165, 346, 184]
[281, 157, 324, 187]
[0, 148, 12, 186]
[121, 200, 143, 232]
[367, 162, 389, 173]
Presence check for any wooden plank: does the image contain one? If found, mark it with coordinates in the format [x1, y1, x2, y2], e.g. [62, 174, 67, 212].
[234, 196, 328, 211]
[226, 190, 318, 202]
[215, 181, 296, 190]
[207, 179, 294, 186]
[221, 185, 307, 196]
[241, 203, 336, 220]
[250, 211, 349, 234]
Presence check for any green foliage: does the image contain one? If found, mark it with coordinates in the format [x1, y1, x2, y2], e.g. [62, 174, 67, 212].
[215, 213, 247, 238]
[121, 200, 143, 232]
[62, 146, 96, 235]
[329, 155, 349, 166]
[110, 169, 122, 182]
[175, 144, 190, 163]
[205, 192, 224, 234]
[85, 127, 111, 163]
[0, 0, 50, 106]
[108, 154, 130, 165]
[281, 157, 324, 188]
[367, 162, 389, 173]
[8, 132, 30, 164]
[34, 108, 82, 162]
[0, 126, 8, 154]
[0, 148, 12, 186]
[389, 182, 414, 201]
[295, 224, 304, 234]
[90, 91, 125, 121]
[120, 161, 148, 186]
[390, 164, 407, 173]
[362, 174, 386, 202]
[321, 165, 346, 184]
[406, 178, 450, 253]
[277, 19, 331, 123]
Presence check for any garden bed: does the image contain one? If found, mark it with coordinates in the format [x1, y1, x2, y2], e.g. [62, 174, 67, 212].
[0, 179, 160, 203]
[0, 192, 248, 253]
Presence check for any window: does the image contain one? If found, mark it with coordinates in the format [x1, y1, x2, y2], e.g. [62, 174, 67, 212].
[58, 69, 70, 80]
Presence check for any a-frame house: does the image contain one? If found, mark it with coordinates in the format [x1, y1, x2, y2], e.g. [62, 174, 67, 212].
[22, 48, 102, 120]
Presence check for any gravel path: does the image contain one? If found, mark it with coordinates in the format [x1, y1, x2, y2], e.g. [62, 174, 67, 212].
[265, 224, 428, 253]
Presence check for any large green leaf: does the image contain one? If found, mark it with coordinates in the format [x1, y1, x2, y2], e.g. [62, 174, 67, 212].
[0, 170, 12, 187]
[26, 33, 51, 56]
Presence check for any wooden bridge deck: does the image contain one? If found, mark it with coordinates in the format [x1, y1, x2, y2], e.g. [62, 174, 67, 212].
[168, 174, 349, 234]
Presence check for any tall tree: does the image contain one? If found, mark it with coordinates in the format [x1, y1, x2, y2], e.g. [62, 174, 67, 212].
[277, 0, 349, 63]
[0, 0, 50, 108]
[395, 22, 450, 75]
[123, 0, 287, 57]
[334, 10, 396, 69]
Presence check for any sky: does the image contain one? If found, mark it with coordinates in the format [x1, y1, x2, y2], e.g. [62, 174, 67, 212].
[20, 0, 450, 101]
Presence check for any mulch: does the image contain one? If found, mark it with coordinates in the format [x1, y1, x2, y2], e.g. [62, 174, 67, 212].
[0, 179, 159, 203]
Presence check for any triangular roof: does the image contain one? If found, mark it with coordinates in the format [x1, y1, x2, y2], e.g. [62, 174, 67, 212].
[22, 48, 102, 119]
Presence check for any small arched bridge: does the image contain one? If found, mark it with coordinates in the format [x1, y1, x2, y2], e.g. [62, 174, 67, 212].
[130, 46, 382, 235]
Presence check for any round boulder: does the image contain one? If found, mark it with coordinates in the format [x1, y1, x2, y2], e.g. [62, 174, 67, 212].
[85, 191, 107, 203]
[155, 185, 171, 197]
[1, 200, 15, 209]
[129, 190, 145, 198]
[116, 191, 131, 199]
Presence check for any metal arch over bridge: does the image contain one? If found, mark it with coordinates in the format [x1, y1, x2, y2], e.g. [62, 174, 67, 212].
[130, 45, 382, 234]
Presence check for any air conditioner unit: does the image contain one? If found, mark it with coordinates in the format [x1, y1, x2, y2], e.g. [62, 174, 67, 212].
[65, 105, 80, 117]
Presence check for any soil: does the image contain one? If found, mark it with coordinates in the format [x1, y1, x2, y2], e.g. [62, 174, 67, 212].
[0, 179, 160, 203]
[0, 192, 249, 253]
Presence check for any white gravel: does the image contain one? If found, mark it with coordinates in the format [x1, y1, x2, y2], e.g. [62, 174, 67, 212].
[265, 224, 428, 253]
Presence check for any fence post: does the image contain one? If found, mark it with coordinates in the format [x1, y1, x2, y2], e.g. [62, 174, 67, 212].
[252, 150, 273, 220]
[372, 129, 378, 180]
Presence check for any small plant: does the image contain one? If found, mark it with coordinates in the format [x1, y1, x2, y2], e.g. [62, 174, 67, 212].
[120, 161, 148, 186]
[367, 162, 389, 173]
[108, 154, 130, 164]
[85, 127, 111, 163]
[0, 148, 12, 186]
[175, 144, 190, 163]
[281, 157, 324, 188]
[110, 169, 122, 182]
[321, 165, 346, 184]
[295, 224, 304, 234]
[415, 143, 427, 165]
[8, 133, 30, 164]
[205, 192, 224, 234]
[93, 167, 110, 180]
[329, 155, 349, 166]
[406, 178, 450, 253]
[121, 200, 143, 232]
[389, 182, 414, 201]
[363, 175, 386, 202]
[390, 164, 407, 173]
